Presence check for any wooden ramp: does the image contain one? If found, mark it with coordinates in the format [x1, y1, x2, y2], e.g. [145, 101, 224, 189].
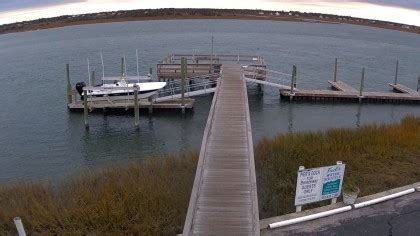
[328, 80, 358, 92]
[388, 83, 419, 95]
[183, 64, 259, 235]
[245, 77, 292, 91]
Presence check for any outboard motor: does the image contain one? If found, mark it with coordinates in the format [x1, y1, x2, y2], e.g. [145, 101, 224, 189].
[75, 82, 86, 99]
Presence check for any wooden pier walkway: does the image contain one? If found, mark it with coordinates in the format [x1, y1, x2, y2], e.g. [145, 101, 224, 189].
[183, 64, 259, 235]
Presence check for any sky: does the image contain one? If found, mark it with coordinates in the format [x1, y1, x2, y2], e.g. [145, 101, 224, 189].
[0, 0, 419, 26]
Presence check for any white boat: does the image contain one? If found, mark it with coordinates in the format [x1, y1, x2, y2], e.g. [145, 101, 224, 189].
[75, 79, 167, 100]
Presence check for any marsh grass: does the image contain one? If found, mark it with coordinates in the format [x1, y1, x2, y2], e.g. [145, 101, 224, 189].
[255, 116, 420, 218]
[0, 153, 198, 235]
[1, 117, 420, 234]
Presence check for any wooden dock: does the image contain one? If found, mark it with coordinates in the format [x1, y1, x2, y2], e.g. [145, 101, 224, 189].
[183, 64, 259, 235]
[280, 80, 420, 103]
[157, 54, 266, 81]
[68, 98, 195, 111]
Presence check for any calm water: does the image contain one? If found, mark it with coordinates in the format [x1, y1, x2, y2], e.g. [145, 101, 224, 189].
[0, 20, 419, 182]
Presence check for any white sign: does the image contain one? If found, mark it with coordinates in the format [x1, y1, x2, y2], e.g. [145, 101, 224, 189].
[295, 164, 345, 206]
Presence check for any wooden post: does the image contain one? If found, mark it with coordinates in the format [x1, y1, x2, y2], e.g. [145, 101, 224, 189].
[91, 70, 95, 87]
[417, 75, 420, 92]
[66, 64, 72, 104]
[331, 161, 343, 205]
[83, 89, 89, 129]
[148, 96, 153, 114]
[121, 57, 125, 77]
[394, 60, 399, 85]
[359, 68, 365, 103]
[333, 58, 338, 82]
[181, 57, 186, 111]
[134, 86, 140, 129]
[296, 165, 305, 212]
[290, 65, 297, 94]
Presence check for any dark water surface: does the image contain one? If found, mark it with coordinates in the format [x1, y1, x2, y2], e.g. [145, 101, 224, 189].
[0, 20, 419, 182]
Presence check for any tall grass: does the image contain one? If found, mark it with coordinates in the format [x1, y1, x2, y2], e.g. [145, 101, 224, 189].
[255, 116, 420, 218]
[1, 117, 420, 234]
[0, 153, 198, 235]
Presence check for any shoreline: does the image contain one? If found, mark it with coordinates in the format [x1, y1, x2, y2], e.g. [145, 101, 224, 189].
[1, 11, 419, 36]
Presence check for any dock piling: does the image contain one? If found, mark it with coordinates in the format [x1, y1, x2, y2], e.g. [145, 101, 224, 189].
[83, 90, 89, 129]
[394, 60, 399, 85]
[91, 71, 95, 86]
[66, 64, 72, 104]
[333, 58, 338, 82]
[148, 96, 153, 114]
[134, 85, 140, 129]
[359, 68, 365, 103]
[417, 76, 420, 92]
[290, 65, 297, 101]
[121, 57, 125, 77]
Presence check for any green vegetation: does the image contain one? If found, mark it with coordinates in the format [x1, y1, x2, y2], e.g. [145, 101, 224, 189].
[256, 116, 420, 218]
[1, 117, 420, 234]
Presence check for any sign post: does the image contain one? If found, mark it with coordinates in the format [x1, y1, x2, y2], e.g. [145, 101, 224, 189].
[296, 166, 305, 212]
[295, 162, 345, 209]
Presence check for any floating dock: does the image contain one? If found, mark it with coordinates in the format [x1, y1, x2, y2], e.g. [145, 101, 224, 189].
[183, 64, 259, 235]
[280, 81, 420, 103]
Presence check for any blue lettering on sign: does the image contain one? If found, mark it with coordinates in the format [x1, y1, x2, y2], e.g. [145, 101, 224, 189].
[322, 179, 341, 195]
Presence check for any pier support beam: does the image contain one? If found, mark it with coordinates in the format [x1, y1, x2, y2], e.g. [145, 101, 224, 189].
[333, 58, 338, 82]
[83, 90, 89, 129]
[359, 68, 365, 103]
[66, 64, 72, 104]
[134, 86, 140, 129]
[394, 60, 399, 85]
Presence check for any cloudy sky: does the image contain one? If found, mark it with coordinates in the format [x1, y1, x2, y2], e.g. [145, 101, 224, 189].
[0, 0, 419, 26]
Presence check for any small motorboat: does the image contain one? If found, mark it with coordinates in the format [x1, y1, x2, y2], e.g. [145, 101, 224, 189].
[75, 79, 166, 100]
